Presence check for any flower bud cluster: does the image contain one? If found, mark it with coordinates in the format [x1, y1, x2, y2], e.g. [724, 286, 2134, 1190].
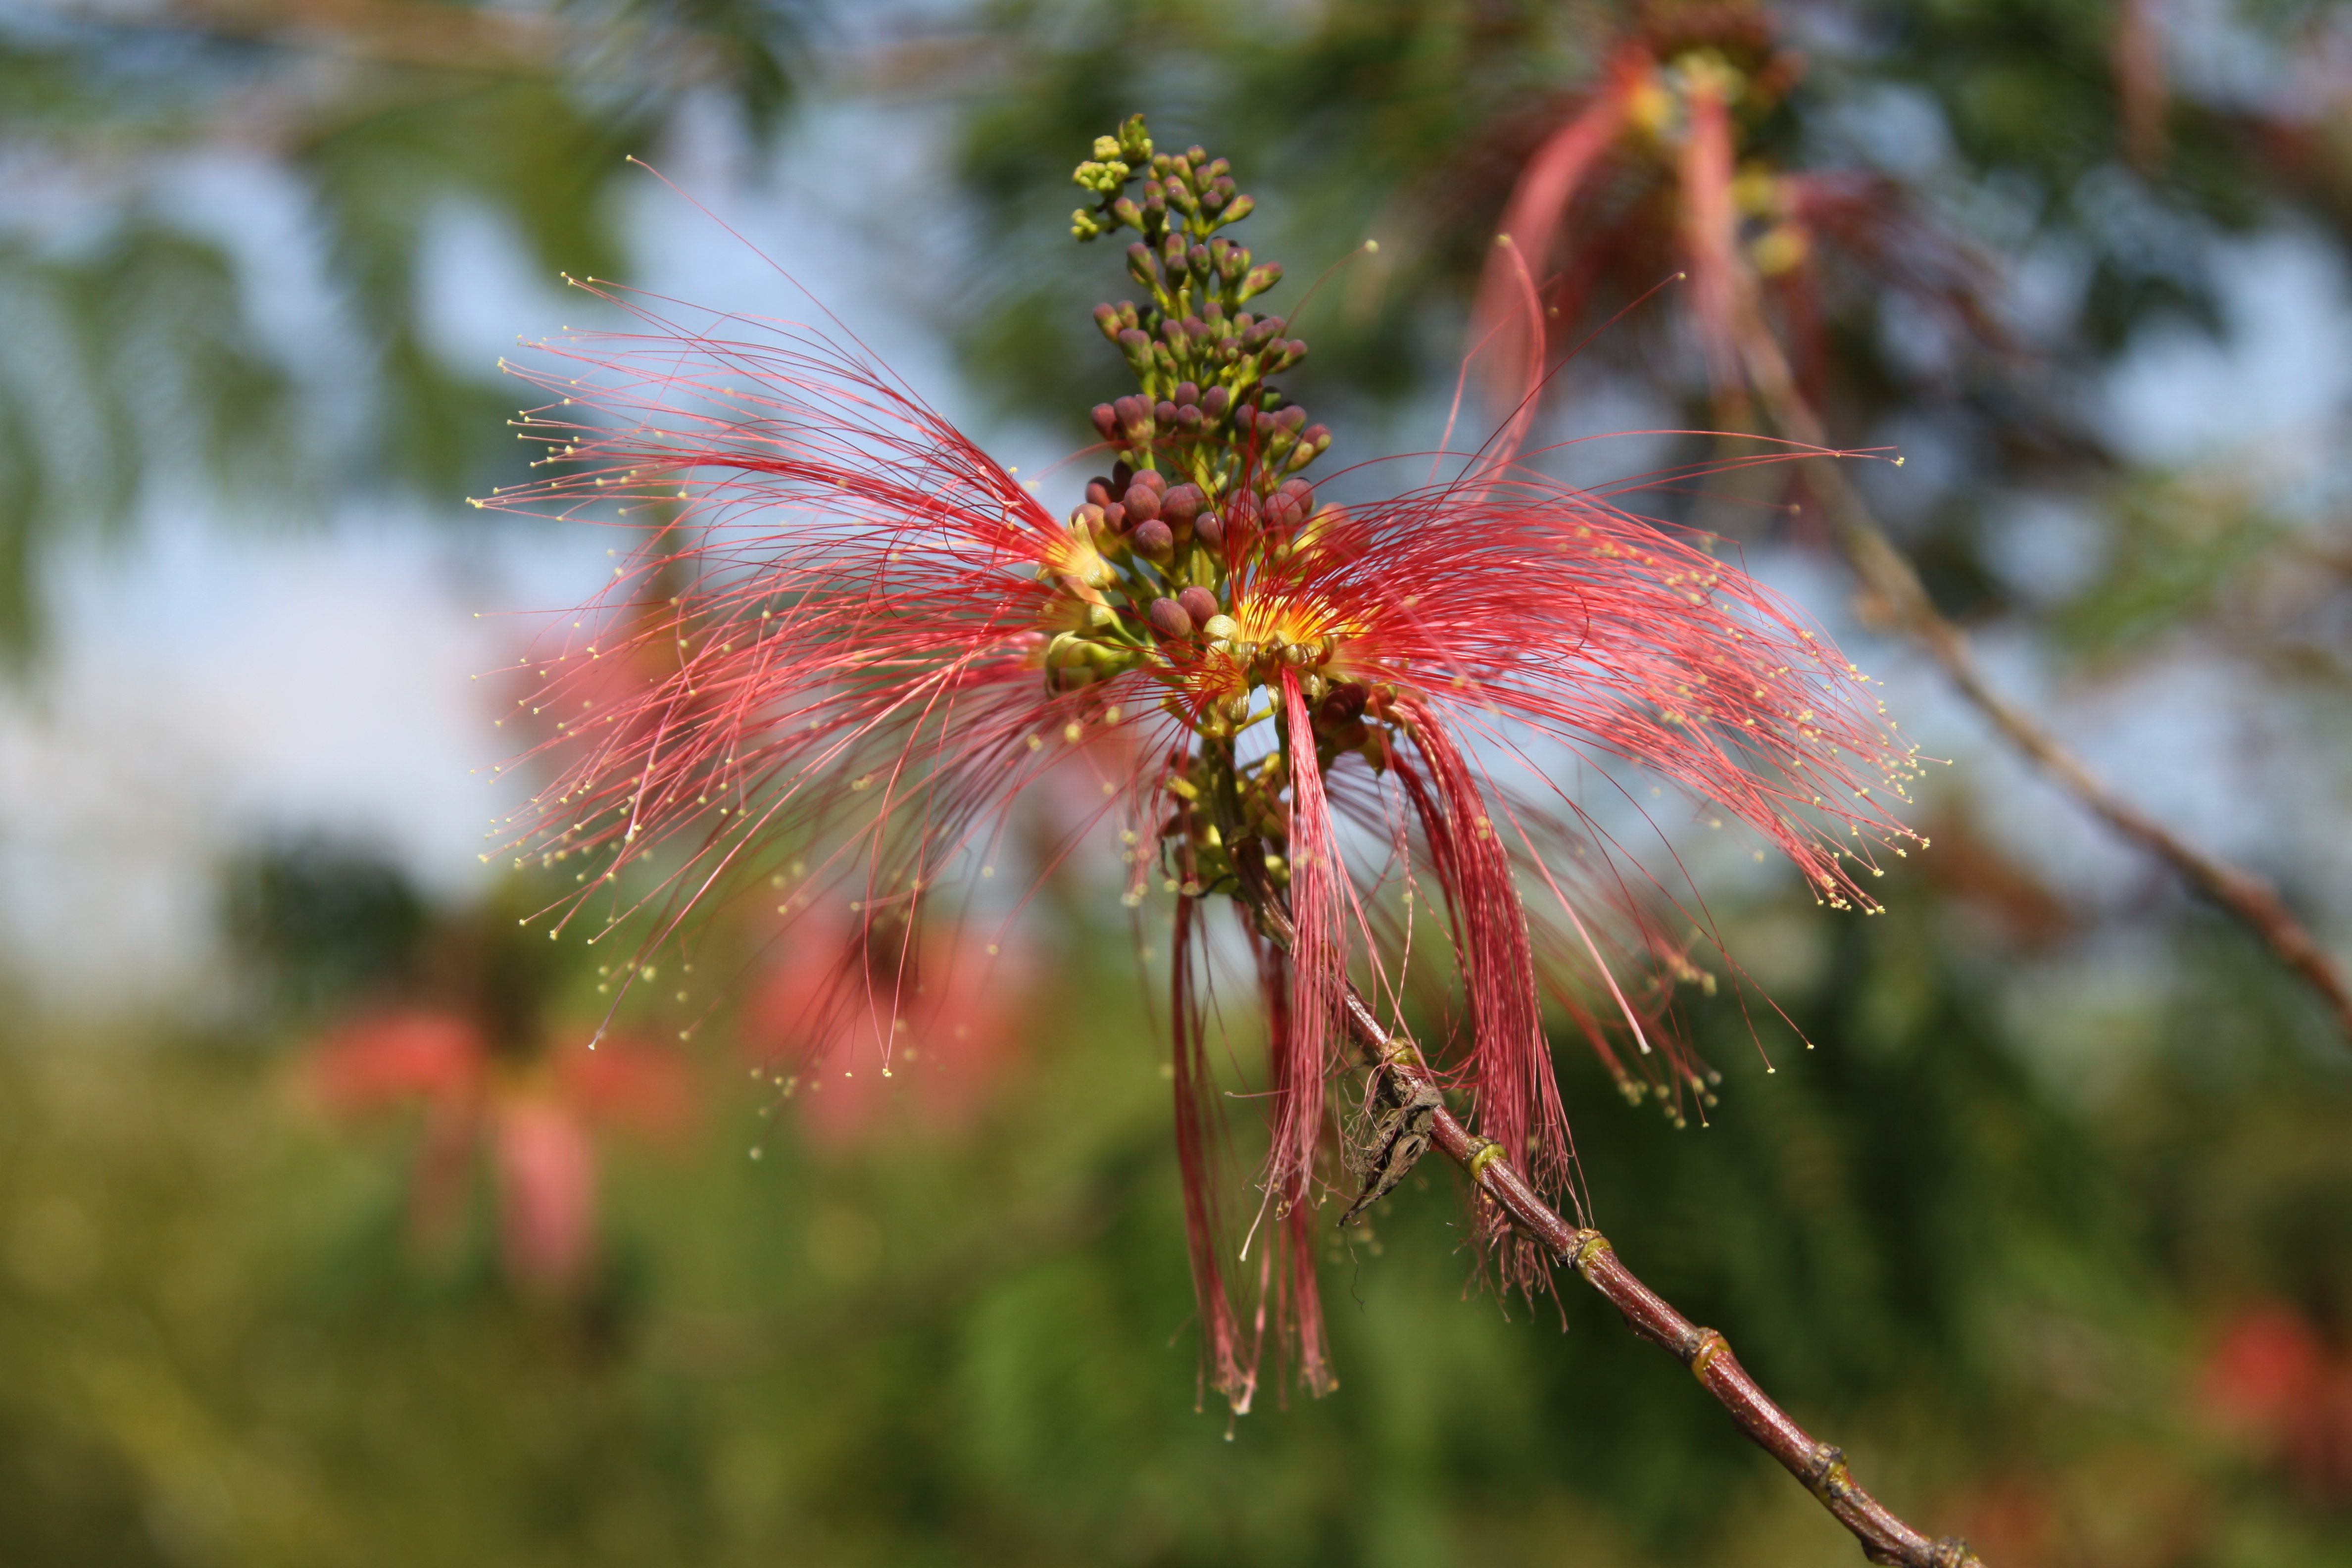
[1069, 116, 1329, 502]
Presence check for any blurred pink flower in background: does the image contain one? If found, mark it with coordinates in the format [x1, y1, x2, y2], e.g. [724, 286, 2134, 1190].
[744, 913, 1028, 1149]
[306, 1009, 695, 1292]
[2203, 1302, 2352, 1504]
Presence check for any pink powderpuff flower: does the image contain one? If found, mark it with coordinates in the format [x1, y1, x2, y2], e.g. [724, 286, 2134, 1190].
[306, 1008, 694, 1293]
[478, 166, 1918, 1409]
[1470, 13, 2000, 420]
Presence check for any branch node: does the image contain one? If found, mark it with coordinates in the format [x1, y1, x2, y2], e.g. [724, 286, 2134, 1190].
[1464, 1137, 1506, 1184]
[1567, 1229, 1613, 1273]
[1803, 1441, 1856, 1504]
[1683, 1326, 1729, 1381]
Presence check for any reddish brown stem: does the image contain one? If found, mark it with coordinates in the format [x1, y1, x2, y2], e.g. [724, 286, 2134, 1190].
[1232, 871, 1981, 1566]
[1335, 987, 1982, 1568]
[1735, 322, 2352, 1044]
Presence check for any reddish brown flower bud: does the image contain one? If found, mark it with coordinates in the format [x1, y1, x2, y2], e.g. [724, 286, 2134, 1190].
[1101, 501, 1127, 533]
[1278, 477, 1315, 514]
[1173, 381, 1200, 407]
[1155, 400, 1180, 428]
[1202, 386, 1229, 419]
[1133, 469, 1167, 495]
[1222, 504, 1258, 552]
[1193, 512, 1224, 547]
[1262, 488, 1308, 533]
[1085, 477, 1115, 507]
[1091, 404, 1119, 442]
[1131, 519, 1174, 559]
[1147, 596, 1194, 638]
[1176, 585, 1220, 625]
[1111, 460, 1134, 490]
[1123, 483, 1162, 523]
[1319, 681, 1369, 725]
[1160, 484, 1205, 526]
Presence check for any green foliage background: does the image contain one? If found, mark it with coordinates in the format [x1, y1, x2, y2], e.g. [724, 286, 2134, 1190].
[5, 3, 2352, 1566]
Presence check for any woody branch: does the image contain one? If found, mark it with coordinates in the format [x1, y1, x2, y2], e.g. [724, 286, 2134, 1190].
[1731, 317, 2352, 1045]
[1235, 874, 1984, 1568]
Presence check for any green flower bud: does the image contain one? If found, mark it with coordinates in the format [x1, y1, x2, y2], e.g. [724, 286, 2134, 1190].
[1238, 262, 1282, 302]
[1117, 114, 1153, 163]
[1219, 194, 1256, 226]
[1092, 303, 1121, 343]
